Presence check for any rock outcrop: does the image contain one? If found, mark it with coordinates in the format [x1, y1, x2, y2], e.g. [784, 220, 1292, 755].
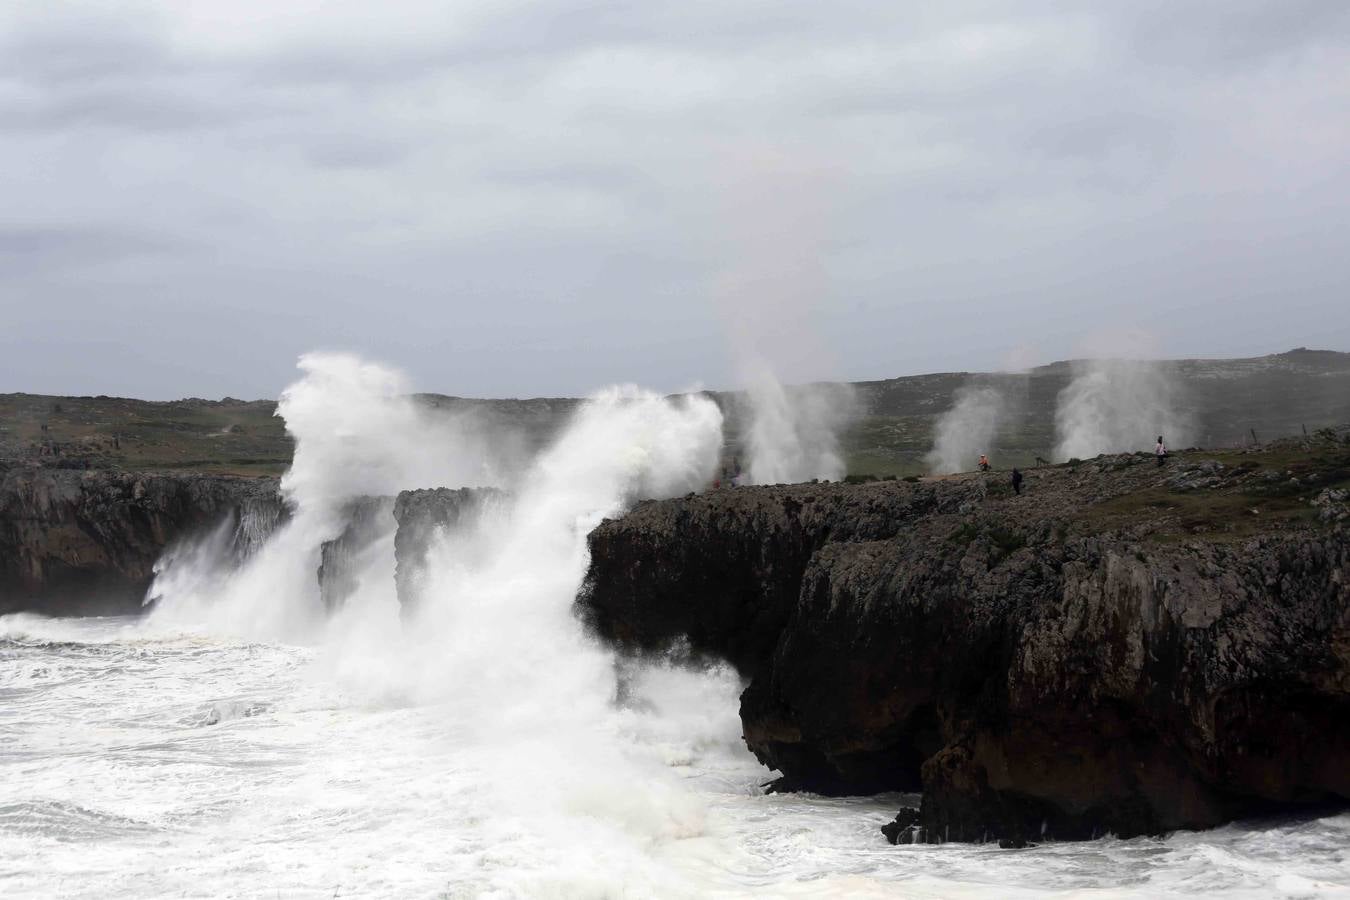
[0, 466, 282, 616]
[317, 496, 395, 611]
[579, 441, 1350, 844]
[392, 487, 505, 610]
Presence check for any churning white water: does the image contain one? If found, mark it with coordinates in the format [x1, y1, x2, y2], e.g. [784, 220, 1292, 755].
[3, 356, 1349, 897]
[5, 616, 1349, 898]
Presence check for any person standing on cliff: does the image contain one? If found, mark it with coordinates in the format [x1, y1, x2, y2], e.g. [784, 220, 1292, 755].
[1011, 468, 1023, 495]
[978, 454, 990, 472]
[1155, 435, 1167, 467]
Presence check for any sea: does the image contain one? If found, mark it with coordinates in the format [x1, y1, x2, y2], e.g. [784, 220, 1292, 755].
[3, 357, 1348, 898]
[2, 615, 1348, 898]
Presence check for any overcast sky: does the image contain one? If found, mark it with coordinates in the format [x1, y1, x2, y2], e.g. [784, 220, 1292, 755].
[2, 1, 1347, 400]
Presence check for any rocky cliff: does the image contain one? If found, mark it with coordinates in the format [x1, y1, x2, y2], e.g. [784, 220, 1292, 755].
[392, 487, 505, 610]
[579, 436, 1350, 844]
[0, 465, 283, 616]
[318, 496, 395, 611]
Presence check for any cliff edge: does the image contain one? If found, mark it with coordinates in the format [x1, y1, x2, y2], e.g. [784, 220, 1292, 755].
[579, 433, 1350, 844]
[0, 466, 282, 616]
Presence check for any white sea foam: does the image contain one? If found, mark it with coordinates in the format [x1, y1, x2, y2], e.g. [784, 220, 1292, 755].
[4, 618, 1348, 897]
[5, 354, 1348, 897]
[146, 352, 516, 639]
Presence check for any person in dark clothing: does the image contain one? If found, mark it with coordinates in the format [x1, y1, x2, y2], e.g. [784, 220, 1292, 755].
[1011, 468, 1023, 495]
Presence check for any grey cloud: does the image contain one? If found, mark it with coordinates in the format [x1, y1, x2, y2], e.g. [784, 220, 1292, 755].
[1023, 112, 1174, 163]
[482, 161, 638, 191]
[0, 15, 172, 85]
[302, 135, 408, 170]
[0, 226, 182, 274]
[0, 17, 291, 135]
[0, 1, 1346, 400]
[1117, 0, 1350, 70]
[0, 87, 228, 132]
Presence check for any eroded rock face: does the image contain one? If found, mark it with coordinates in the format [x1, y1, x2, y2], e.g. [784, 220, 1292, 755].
[580, 449, 1350, 843]
[0, 467, 282, 616]
[232, 494, 288, 562]
[317, 496, 395, 611]
[392, 487, 505, 610]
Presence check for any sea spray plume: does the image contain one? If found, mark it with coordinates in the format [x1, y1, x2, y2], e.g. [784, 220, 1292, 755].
[531, 385, 725, 506]
[143, 516, 238, 618]
[741, 361, 857, 485]
[926, 386, 1004, 475]
[1053, 357, 1192, 461]
[357, 387, 730, 892]
[708, 153, 855, 486]
[143, 377, 745, 891]
[410, 385, 724, 640]
[277, 353, 513, 515]
[147, 353, 513, 638]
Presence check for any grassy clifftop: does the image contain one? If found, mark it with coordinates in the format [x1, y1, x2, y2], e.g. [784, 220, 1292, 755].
[0, 394, 290, 476]
[3, 348, 1347, 477]
[846, 348, 1350, 475]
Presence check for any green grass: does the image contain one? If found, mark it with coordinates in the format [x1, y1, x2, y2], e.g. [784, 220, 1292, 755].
[5, 348, 1348, 480]
[1085, 443, 1350, 543]
[0, 393, 291, 476]
[843, 449, 928, 479]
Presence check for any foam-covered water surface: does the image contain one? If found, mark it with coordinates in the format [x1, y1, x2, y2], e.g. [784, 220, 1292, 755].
[3, 615, 1349, 899]
[6, 357, 1347, 897]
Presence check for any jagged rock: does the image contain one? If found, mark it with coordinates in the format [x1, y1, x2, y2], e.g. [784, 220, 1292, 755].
[579, 445, 1350, 844]
[1168, 460, 1228, 492]
[392, 487, 506, 610]
[317, 496, 395, 611]
[880, 808, 921, 845]
[232, 494, 288, 562]
[0, 468, 282, 616]
[1313, 488, 1349, 524]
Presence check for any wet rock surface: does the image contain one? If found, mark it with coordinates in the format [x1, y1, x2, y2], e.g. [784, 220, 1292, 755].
[392, 486, 505, 610]
[580, 439, 1350, 844]
[0, 467, 282, 616]
[317, 496, 395, 611]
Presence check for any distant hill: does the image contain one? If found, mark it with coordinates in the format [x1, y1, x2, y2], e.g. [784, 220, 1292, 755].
[3, 349, 1347, 478]
[847, 348, 1350, 474]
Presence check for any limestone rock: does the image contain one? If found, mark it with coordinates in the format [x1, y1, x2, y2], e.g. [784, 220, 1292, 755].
[0, 468, 282, 615]
[579, 444, 1350, 844]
